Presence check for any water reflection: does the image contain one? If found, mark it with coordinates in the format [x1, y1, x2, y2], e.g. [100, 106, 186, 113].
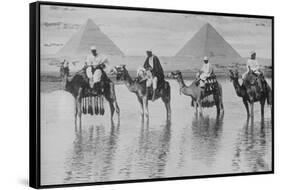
[190, 114, 224, 166]
[63, 123, 120, 183]
[133, 120, 171, 178]
[232, 118, 271, 172]
[41, 80, 272, 185]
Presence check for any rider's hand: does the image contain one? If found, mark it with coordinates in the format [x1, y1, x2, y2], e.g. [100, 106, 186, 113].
[146, 67, 153, 72]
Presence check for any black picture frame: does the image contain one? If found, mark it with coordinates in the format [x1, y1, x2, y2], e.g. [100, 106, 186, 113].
[30, 1, 274, 189]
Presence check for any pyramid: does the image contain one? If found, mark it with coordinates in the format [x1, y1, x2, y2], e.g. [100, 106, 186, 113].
[57, 19, 124, 56]
[175, 23, 241, 58]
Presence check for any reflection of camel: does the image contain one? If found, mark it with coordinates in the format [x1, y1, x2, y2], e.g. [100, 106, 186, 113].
[63, 123, 120, 183]
[190, 114, 224, 166]
[229, 69, 272, 120]
[135, 120, 171, 178]
[232, 119, 271, 172]
[60, 64, 120, 127]
[169, 71, 224, 116]
[113, 65, 171, 121]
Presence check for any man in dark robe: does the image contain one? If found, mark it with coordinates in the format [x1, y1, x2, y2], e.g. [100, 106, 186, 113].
[143, 49, 164, 101]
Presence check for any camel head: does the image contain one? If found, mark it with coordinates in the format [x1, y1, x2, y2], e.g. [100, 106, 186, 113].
[59, 59, 70, 78]
[168, 70, 183, 80]
[112, 65, 128, 81]
[228, 69, 239, 82]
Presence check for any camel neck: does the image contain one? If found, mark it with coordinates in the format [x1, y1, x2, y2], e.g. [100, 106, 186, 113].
[232, 79, 243, 97]
[123, 72, 136, 92]
[185, 85, 194, 96]
[63, 76, 71, 92]
[176, 76, 196, 97]
[177, 76, 186, 89]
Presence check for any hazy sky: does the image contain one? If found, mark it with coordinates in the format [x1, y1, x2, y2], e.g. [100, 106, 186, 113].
[41, 5, 272, 58]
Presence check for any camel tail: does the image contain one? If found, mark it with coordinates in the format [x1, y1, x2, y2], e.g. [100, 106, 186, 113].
[266, 84, 272, 105]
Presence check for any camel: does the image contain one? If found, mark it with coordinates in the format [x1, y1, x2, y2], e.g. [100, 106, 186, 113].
[113, 65, 171, 121]
[168, 71, 224, 116]
[228, 69, 272, 120]
[60, 64, 120, 127]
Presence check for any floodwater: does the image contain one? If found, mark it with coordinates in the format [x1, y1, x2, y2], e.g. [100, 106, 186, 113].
[40, 79, 272, 185]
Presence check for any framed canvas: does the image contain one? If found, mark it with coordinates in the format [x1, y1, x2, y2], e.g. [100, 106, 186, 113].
[30, 1, 274, 188]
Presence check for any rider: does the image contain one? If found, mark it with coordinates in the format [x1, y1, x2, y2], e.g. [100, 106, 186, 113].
[242, 51, 263, 91]
[85, 45, 110, 93]
[143, 49, 164, 101]
[60, 59, 70, 77]
[197, 56, 213, 88]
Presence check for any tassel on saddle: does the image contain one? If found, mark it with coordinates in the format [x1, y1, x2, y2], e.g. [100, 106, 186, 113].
[81, 95, 105, 116]
[88, 97, 93, 115]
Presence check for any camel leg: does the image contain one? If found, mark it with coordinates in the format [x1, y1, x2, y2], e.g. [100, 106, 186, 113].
[220, 95, 224, 114]
[76, 98, 82, 129]
[218, 84, 224, 114]
[110, 82, 120, 122]
[143, 97, 149, 119]
[260, 99, 265, 121]
[108, 101, 115, 125]
[74, 99, 78, 129]
[216, 103, 220, 116]
[166, 101, 171, 122]
[243, 98, 250, 118]
[137, 96, 144, 119]
[250, 102, 254, 119]
[163, 83, 171, 121]
[194, 100, 198, 115]
[198, 100, 203, 116]
[104, 94, 115, 125]
[213, 94, 220, 116]
[162, 98, 171, 122]
[191, 99, 198, 114]
[114, 101, 120, 124]
[220, 101, 224, 113]
[77, 88, 83, 128]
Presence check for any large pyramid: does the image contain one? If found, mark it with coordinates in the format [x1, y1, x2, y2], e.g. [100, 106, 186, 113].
[57, 19, 124, 56]
[175, 23, 241, 58]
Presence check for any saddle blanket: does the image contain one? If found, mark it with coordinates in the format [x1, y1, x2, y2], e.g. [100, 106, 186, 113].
[86, 67, 102, 88]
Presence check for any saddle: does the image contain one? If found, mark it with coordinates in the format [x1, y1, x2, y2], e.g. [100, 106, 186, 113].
[135, 76, 166, 100]
[243, 71, 266, 96]
[244, 71, 263, 85]
[196, 73, 218, 94]
[82, 65, 110, 96]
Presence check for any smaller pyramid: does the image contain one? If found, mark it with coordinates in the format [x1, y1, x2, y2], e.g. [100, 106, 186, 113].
[57, 19, 124, 56]
[175, 23, 241, 58]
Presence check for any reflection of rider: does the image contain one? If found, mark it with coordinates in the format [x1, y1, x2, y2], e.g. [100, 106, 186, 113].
[242, 51, 263, 91]
[143, 49, 164, 101]
[197, 56, 213, 87]
[85, 46, 110, 92]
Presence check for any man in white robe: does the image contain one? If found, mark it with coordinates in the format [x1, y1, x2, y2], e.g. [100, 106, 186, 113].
[85, 46, 111, 90]
[242, 51, 264, 91]
[242, 51, 261, 79]
[197, 56, 213, 87]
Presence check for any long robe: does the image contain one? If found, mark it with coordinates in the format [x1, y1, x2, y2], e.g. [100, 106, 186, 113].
[143, 55, 164, 86]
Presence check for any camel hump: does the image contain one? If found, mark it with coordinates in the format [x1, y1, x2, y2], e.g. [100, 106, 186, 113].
[244, 72, 257, 85]
[243, 72, 267, 94]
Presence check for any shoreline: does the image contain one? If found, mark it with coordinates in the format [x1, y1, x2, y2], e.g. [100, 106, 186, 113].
[40, 70, 272, 93]
[41, 68, 272, 82]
